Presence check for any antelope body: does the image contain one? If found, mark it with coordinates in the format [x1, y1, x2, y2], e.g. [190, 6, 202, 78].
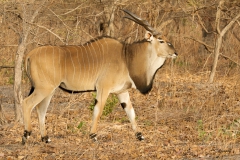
[22, 10, 177, 144]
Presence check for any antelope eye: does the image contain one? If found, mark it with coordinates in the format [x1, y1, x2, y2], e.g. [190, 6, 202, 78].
[158, 39, 164, 43]
[168, 43, 172, 46]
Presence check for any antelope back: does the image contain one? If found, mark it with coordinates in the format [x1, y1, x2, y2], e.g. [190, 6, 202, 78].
[25, 37, 126, 92]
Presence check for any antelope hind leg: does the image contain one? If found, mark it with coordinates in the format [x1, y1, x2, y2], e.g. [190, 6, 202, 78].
[36, 91, 55, 143]
[22, 88, 53, 145]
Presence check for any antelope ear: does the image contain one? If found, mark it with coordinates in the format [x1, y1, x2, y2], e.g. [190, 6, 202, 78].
[145, 31, 153, 41]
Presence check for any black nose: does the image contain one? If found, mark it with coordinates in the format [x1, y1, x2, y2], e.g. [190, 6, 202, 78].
[175, 52, 178, 56]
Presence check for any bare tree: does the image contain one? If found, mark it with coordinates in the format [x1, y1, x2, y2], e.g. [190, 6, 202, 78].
[208, 0, 240, 83]
[100, 1, 116, 36]
[13, 1, 46, 122]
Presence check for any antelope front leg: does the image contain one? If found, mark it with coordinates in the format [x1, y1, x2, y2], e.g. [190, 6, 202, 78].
[90, 90, 109, 141]
[117, 91, 144, 141]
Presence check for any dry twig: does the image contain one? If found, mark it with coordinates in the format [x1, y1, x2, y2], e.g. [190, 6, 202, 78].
[27, 22, 65, 44]
[183, 36, 214, 52]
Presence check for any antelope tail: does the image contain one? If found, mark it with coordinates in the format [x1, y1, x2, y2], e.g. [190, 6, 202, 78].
[24, 55, 35, 96]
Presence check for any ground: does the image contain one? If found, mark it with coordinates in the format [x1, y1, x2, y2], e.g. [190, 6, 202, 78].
[1, 72, 240, 159]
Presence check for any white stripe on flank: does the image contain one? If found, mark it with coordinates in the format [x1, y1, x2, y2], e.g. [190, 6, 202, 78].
[38, 47, 48, 83]
[90, 40, 97, 79]
[76, 46, 85, 89]
[58, 47, 61, 81]
[73, 46, 81, 88]
[44, 47, 48, 83]
[102, 38, 108, 66]
[81, 44, 89, 90]
[52, 46, 56, 85]
[45, 47, 51, 83]
[94, 38, 102, 73]
[65, 47, 76, 82]
[95, 38, 105, 78]
[86, 43, 93, 85]
[64, 48, 67, 81]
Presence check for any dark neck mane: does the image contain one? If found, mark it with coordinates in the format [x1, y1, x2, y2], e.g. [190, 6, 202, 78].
[124, 41, 156, 94]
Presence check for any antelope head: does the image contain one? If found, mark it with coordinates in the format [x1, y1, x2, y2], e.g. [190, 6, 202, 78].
[122, 9, 178, 59]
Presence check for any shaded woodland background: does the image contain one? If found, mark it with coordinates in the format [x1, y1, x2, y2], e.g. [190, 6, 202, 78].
[0, 0, 239, 84]
[0, 0, 240, 159]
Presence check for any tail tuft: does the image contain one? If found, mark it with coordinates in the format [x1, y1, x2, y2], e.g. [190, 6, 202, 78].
[28, 87, 34, 96]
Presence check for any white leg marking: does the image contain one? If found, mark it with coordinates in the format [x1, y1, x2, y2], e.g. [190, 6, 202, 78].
[125, 107, 137, 131]
[93, 106, 100, 119]
[117, 92, 137, 132]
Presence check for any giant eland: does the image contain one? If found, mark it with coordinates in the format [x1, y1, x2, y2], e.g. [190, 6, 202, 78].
[22, 9, 177, 144]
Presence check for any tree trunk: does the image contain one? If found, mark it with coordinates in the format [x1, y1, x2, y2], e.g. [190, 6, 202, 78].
[208, 35, 222, 83]
[0, 98, 6, 124]
[14, 42, 26, 122]
[101, 4, 115, 37]
[13, 1, 46, 122]
[208, 0, 240, 83]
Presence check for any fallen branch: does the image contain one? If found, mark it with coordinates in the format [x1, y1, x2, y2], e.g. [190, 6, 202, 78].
[0, 66, 14, 69]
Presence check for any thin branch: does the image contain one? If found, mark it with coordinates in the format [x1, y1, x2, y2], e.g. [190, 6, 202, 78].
[157, 19, 173, 32]
[237, 20, 240, 26]
[1, 45, 18, 47]
[27, 22, 65, 43]
[221, 13, 240, 36]
[233, 30, 240, 42]
[29, 0, 47, 24]
[7, 23, 21, 37]
[48, 8, 71, 30]
[215, 0, 224, 34]
[183, 36, 214, 52]
[196, 12, 209, 33]
[202, 52, 213, 71]
[0, 66, 14, 69]
[220, 53, 240, 66]
[60, 3, 85, 16]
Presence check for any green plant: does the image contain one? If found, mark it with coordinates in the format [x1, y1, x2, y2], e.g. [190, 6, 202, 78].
[197, 119, 206, 140]
[77, 121, 84, 129]
[77, 121, 87, 134]
[143, 120, 153, 126]
[115, 117, 129, 123]
[89, 93, 119, 116]
[8, 76, 14, 84]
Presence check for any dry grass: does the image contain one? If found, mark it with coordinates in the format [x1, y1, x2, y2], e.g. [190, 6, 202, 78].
[0, 0, 240, 159]
[1, 67, 240, 159]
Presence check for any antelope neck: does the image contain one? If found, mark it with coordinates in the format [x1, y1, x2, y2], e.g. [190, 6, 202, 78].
[124, 41, 165, 94]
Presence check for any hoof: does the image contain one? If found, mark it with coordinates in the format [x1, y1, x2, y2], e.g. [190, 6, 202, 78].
[22, 136, 27, 145]
[89, 133, 98, 142]
[41, 136, 51, 143]
[136, 132, 144, 141]
[22, 130, 32, 145]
